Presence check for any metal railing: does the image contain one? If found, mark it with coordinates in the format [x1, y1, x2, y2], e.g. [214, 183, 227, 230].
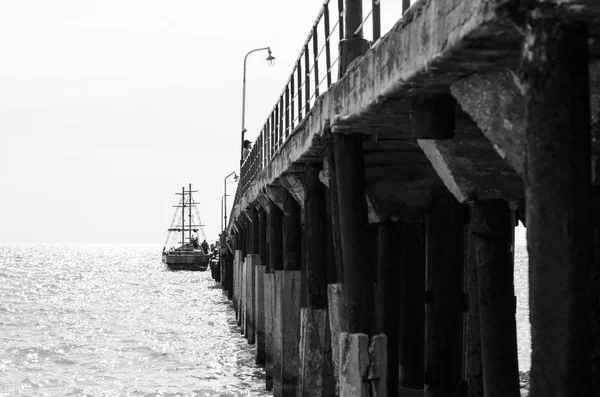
[233, 0, 413, 227]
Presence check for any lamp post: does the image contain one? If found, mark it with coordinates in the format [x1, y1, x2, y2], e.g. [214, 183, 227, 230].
[221, 194, 230, 232]
[223, 171, 239, 233]
[240, 47, 276, 162]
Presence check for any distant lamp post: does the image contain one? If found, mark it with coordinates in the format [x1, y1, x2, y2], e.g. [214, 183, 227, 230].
[221, 194, 230, 231]
[223, 171, 239, 232]
[240, 47, 276, 162]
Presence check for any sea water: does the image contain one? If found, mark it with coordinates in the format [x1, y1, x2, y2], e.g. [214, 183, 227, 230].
[0, 243, 531, 397]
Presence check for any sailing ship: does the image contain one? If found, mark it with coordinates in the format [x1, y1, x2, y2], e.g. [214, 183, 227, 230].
[162, 184, 210, 271]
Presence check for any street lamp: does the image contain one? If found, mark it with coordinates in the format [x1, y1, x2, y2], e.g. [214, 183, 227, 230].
[221, 194, 230, 231]
[240, 47, 276, 162]
[223, 171, 239, 233]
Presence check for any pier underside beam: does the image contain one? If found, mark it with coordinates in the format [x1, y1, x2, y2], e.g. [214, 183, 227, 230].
[522, 17, 592, 397]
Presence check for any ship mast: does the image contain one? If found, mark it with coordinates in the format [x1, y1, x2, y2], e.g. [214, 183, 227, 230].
[189, 183, 192, 245]
[181, 186, 185, 247]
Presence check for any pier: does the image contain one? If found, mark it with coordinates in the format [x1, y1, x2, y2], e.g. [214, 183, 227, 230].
[216, 0, 600, 396]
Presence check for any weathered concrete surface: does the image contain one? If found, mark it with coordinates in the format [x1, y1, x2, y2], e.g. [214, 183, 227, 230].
[367, 334, 387, 397]
[229, 0, 600, 227]
[418, 137, 523, 203]
[296, 308, 335, 397]
[279, 174, 305, 209]
[339, 333, 370, 397]
[328, 283, 349, 397]
[255, 264, 266, 364]
[451, 64, 600, 184]
[273, 270, 302, 397]
[264, 272, 275, 391]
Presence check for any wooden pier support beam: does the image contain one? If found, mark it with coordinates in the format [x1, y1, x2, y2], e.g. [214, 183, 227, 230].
[521, 18, 592, 396]
[245, 254, 257, 345]
[266, 197, 283, 391]
[234, 249, 243, 326]
[377, 221, 401, 397]
[470, 200, 519, 397]
[297, 163, 335, 397]
[272, 189, 303, 397]
[256, 206, 268, 367]
[283, 189, 302, 272]
[399, 218, 425, 393]
[425, 188, 466, 397]
[465, 215, 483, 397]
[270, 199, 284, 272]
[333, 132, 374, 336]
[251, 207, 259, 254]
[325, 150, 344, 282]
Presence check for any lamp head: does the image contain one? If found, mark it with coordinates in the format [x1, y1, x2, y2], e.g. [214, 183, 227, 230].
[266, 48, 275, 66]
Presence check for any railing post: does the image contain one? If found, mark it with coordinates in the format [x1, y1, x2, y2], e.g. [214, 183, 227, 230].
[313, 26, 320, 98]
[285, 85, 291, 137]
[297, 59, 303, 122]
[304, 43, 311, 113]
[324, 3, 332, 88]
[279, 96, 284, 146]
[291, 73, 296, 129]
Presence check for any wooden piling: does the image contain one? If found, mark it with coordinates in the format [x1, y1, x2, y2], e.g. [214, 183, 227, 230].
[251, 207, 259, 254]
[377, 221, 401, 397]
[425, 188, 465, 397]
[297, 163, 335, 397]
[305, 164, 328, 309]
[283, 189, 302, 272]
[259, 206, 268, 270]
[241, 256, 247, 335]
[333, 131, 374, 336]
[256, 206, 268, 366]
[465, 213, 483, 397]
[254, 257, 265, 366]
[234, 249, 243, 325]
[246, 254, 258, 345]
[521, 18, 592, 396]
[399, 218, 425, 392]
[269, 199, 284, 272]
[326, 149, 344, 282]
[471, 200, 519, 397]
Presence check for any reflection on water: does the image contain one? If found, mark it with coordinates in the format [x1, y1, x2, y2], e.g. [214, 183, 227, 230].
[0, 243, 531, 397]
[0, 243, 269, 397]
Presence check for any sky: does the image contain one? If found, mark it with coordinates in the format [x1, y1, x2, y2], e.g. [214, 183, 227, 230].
[0, 0, 409, 244]
[0, 0, 527, 246]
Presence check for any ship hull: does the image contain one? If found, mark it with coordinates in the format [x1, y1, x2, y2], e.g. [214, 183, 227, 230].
[162, 252, 208, 271]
